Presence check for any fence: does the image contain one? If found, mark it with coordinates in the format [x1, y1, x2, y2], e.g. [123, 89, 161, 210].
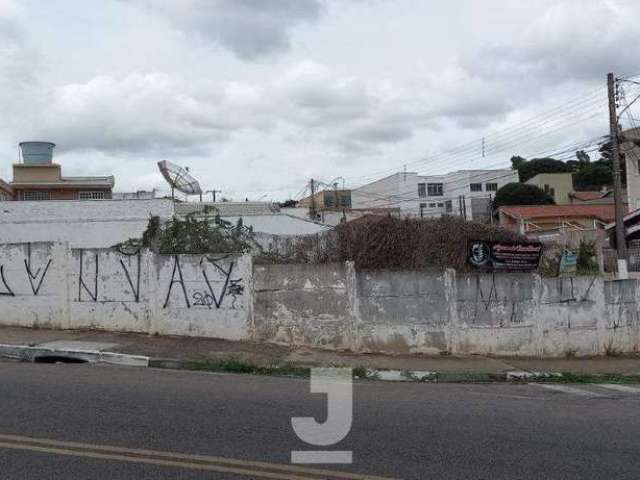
[1, 241, 639, 357]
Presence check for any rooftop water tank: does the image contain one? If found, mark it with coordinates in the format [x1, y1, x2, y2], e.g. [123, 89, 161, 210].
[19, 141, 56, 165]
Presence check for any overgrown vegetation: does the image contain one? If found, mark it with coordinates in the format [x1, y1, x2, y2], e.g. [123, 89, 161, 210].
[509, 139, 640, 190]
[539, 239, 600, 277]
[159, 356, 370, 379]
[493, 183, 555, 207]
[530, 373, 640, 384]
[254, 231, 339, 264]
[117, 208, 257, 255]
[576, 240, 599, 275]
[336, 215, 524, 271]
[158, 211, 255, 254]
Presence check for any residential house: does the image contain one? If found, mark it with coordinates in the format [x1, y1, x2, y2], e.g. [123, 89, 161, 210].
[351, 169, 517, 221]
[622, 127, 640, 211]
[499, 204, 623, 235]
[11, 141, 114, 201]
[0, 179, 12, 201]
[525, 173, 573, 204]
[604, 208, 640, 248]
[298, 189, 351, 211]
[569, 189, 622, 205]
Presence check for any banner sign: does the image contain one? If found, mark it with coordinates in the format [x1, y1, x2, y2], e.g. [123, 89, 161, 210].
[559, 250, 578, 275]
[467, 240, 543, 271]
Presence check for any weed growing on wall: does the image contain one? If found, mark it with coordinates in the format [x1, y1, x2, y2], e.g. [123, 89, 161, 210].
[577, 240, 599, 275]
[115, 208, 257, 254]
[157, 211, 256, 254]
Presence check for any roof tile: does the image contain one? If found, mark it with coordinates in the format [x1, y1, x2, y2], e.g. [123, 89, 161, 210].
[499, 204, 624, 223]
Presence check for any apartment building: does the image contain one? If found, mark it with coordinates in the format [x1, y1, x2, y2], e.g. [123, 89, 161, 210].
[10, 141, 114, 201]
[298, 189, 351, 211]
[351, 169, 517, 221]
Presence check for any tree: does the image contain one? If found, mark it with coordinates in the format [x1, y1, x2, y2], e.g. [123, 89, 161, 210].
[493, 183, 555, 207]
[515, 157, 573, 182]
[279, 199, 298, 208]
[573, 161, 614, 190]
[510, 155, 527, 171]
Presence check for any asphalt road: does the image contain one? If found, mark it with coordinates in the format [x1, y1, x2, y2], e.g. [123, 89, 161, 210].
[0, 362, 639, 479]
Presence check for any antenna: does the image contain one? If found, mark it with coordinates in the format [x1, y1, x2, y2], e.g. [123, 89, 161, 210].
[157, 160, 203, 200]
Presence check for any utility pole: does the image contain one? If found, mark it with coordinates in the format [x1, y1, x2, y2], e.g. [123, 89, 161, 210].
[608, 72, 628, 278]
[206, 189, 221, 202]
[309, 179, 317, 220]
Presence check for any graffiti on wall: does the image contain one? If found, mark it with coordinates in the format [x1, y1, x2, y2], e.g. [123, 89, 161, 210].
[460, 273, 536, 327]
[0, 243, 53, 297]
[163, 255, 244, 309]
[542, 276, 597, 305]
[76, 248, 142, 303]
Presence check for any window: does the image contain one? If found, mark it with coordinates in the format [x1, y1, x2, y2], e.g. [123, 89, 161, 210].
[437, 202, 443, 207]
[485, 183, 498, 192]
[22, 191, 50, 201]
[417, 183, 426, 198]
[340, 197, 350, 207]
[543, 184, 550, 194]
[419, 203, 427, 219]
[445, 200, 453, 213]
[470, 183, 482, 192]
[429, 203, 436, 208]
[427, 183, 443, 196]
[79, 191, 105, 200]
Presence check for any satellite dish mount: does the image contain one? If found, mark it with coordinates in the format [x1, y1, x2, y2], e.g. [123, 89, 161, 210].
[157, 160, 203, 201]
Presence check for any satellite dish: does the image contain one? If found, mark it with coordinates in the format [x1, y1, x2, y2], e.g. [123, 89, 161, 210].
[157, 160, 203, 199]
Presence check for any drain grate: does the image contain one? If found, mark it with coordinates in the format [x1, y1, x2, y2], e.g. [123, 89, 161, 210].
[33, 355, 88, 364]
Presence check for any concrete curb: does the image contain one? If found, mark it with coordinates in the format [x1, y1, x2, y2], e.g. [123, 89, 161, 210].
[0, 344, 150, 367]
[147, 360, 567, 383]
[364, 369, 544, 383]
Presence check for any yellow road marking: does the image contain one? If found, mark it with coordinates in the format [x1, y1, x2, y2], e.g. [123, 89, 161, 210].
[0, 433, 399, 480]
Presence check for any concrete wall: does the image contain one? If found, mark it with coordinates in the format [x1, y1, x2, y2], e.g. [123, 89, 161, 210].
[0, 242, 250, 339]
[253, 264, 640, 357]
[2, 241, 640, 357]
[0, 199, 174, 248]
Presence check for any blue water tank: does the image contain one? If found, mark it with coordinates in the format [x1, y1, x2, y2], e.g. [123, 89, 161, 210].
[19, 141, 56, 165]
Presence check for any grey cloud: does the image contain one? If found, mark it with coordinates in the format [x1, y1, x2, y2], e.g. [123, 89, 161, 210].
[461, 1, 640, 85]
[0, 15, 43, 132]
[349, 123, 412, 143]
[125, 0, 323, 60]
[25, 74, 271, 156]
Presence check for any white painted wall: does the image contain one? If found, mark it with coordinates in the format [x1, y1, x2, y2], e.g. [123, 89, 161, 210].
[0, 199, 174, 248]
[352, 170, 517, 220]
[0, 242, 251, 338]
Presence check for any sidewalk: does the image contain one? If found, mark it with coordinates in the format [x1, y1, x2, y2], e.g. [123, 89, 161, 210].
[1, 326, 640, 381]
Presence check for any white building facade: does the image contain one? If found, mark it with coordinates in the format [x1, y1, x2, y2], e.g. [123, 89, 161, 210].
[351, 169, 518, 221]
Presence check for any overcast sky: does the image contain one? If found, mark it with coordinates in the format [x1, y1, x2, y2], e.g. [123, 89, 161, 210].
[1, 0, 639, 200]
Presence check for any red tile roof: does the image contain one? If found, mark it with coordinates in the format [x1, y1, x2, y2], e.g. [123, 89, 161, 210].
[500, 204, 623, 223]
[570, 191, 604, 201]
